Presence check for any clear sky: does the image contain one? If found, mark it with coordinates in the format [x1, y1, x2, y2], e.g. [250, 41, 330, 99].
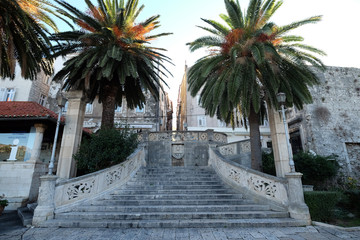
[54, 0, 360, 110]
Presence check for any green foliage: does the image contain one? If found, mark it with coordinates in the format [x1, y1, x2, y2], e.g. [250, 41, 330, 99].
[187, 0, 325, 127]
[293, 152, 339, 186]
[0, 194, 8, 207]
[0, 0, 53, 80]
[52, 0, 172, 128]
[74, 128, 138, 174]
[262, 151, 339, 187]
[262, 151, 276, 176]
[304, 191, 341, 222]
[337, 190, 360, 217]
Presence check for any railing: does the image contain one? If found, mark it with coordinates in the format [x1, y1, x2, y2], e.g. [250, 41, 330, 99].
[218, 140, 251, 156]
[54, 147, 145, 211]
[138, 130, 227, 144]
[209, 147, 289, 208]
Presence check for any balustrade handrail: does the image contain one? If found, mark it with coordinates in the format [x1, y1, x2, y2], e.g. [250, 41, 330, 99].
[209, 147, 289, 208]
[53, 147, 145, 211]
[138, 130, 228, 144]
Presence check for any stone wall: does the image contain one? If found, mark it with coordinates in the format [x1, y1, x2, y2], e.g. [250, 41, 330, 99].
[28, 71, 50, 105]
[0, 162, 48, 210]
[288, 66, 360, 184]
[141, 131, 227, 167]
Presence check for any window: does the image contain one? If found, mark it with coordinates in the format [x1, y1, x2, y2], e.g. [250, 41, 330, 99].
[115, 106, 122, 113]
[85, 103, 93, 114]
[42, 76, 50, 85]
[0, 88, 16, 101]
[197, 116, 206, 127]
[135, 106, 145, 113]
[39, 94, 46, 106]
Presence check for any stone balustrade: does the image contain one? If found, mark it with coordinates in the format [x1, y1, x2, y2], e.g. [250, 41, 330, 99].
[33, 147, 145, 225]
[217, 140, 252, 168]
[209, 147, 289, 209]
[138, 130, 228, 144]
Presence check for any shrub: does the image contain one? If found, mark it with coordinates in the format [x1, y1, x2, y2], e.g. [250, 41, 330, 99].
[262, 151, 339, 187]
[337, 190, 360, 217]
[304, 191, 341, 222]
[0, 194, 8, 207]
[74, 127, 138, 174]
[262, 151, 276, 176]
[293, 152, 339, 186]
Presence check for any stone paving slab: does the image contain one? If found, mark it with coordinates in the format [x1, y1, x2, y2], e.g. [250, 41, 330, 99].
[2, 225, 360, 240]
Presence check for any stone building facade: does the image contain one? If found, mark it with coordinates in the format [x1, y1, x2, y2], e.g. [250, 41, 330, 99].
[0, 66, 51, 106]
[287, 66, 360, 183]
[176, 65, 271, 145]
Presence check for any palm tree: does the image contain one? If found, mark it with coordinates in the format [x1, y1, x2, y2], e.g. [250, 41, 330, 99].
[17, 0, 71, 33]
[51, 0, 172, 129]
[0, 0, 53, 80]
[187, 0, 325, 171]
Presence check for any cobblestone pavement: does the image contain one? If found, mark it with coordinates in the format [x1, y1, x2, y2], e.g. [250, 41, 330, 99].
[1, 226, 360, 240]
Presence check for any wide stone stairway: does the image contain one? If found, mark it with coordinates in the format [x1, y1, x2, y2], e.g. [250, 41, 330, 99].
[41, 167, 307, 228]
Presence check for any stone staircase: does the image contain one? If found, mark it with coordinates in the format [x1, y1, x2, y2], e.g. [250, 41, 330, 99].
[40, 167, 307, 228]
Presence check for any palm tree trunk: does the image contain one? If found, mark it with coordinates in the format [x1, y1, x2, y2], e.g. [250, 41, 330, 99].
[249, 105, 263, 171]
[101, 82, 118, 129]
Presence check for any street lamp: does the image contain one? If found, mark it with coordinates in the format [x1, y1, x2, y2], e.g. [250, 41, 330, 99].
[276, 92, 295, 172]
[48, 93, 67, 175]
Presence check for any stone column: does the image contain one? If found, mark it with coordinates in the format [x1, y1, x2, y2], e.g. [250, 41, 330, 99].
[286, 172, 311, 223]
[28, 124, 47, 163]
[32, 175, 58, 226]
[57, 90, 86, 179]
[268, 107, 291, 177]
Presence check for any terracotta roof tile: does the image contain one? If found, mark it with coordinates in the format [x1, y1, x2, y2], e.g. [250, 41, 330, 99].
[0, 101, 63, 122]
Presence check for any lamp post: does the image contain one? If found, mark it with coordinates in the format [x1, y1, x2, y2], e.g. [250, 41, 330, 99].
[48, 93, 67, 175]
[276, 92, 295, 173]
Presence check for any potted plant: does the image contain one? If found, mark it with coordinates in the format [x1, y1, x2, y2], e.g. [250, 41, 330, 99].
[0, 194, 8, 215]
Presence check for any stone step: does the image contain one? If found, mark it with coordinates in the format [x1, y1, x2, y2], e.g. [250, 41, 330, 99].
[104, 193, 244, 200]
[133, 176, 218, 181]
[138, 169, 215, 174]
[112, 189, 234, 195]
[90, 199, 252, 206]
[40, 218, 308, 228]
[56, 211, 289, 221]
[122, 184, 228, 190]
[69, 204, 271, 213]
[126, 180, 222, 186]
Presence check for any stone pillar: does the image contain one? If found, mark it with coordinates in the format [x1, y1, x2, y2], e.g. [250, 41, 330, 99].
[268, 107, 291, 177]
[32, 175, 58, 226]
[57, 90, 86, 179]
[28, 124, 47, 163]
[206, 129, 214, 142]
[140, 131, 149, 165]
[286, 172, 311, 223]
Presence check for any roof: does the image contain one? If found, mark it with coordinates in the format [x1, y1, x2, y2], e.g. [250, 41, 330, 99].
[0, 101, 92, 135]
[0, 101, 63, 121]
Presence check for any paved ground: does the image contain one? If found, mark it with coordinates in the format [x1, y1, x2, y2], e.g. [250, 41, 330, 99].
[1, 211, 360, 240]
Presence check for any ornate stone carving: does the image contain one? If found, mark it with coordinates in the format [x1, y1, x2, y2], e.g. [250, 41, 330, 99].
[219, 145, 236, 156]
[240, 141, 251, 153]
[106, 167, 123, 186]
[66, 179, 95, 200]
[172, 144, 185, 159]
[248, 176, 277, 198]
[172, 132, 185, 142]
[214, 133, 227, 143]
[137, 134, 143, 142]
[199, 133, 208, 141]
[185, 132, 199, 141]
[210, 150, 287, 204]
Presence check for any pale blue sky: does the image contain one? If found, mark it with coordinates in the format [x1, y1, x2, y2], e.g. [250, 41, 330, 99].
[53, 0, 360, 106]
